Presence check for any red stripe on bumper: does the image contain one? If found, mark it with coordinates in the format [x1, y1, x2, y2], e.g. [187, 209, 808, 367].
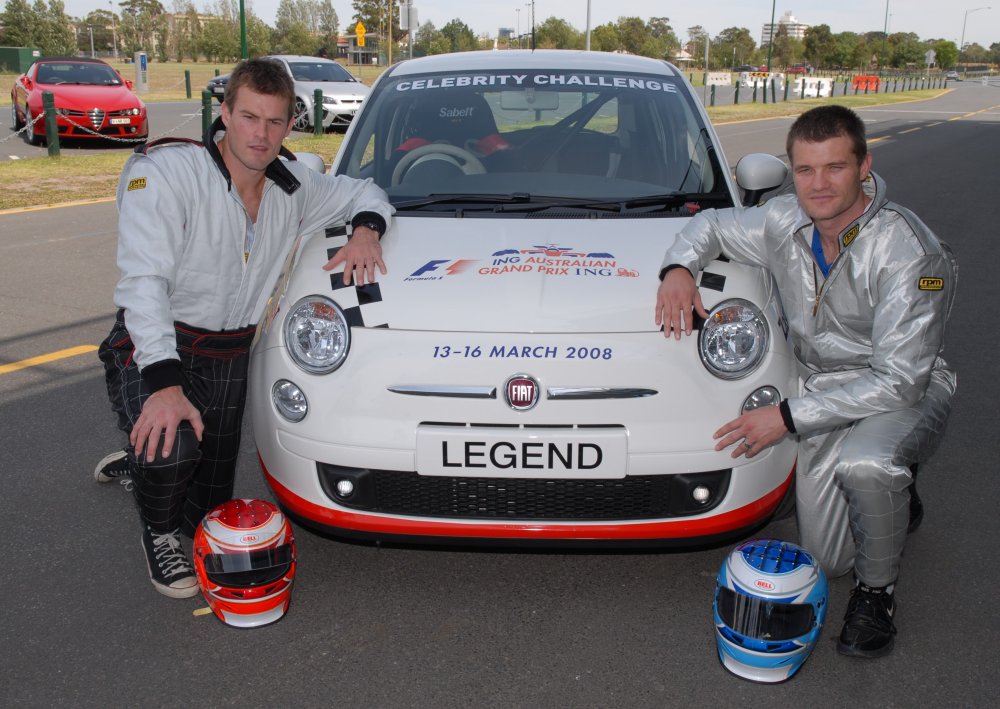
[259, 455, 794, 541]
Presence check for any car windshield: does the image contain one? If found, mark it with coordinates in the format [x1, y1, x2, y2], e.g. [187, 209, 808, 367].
[287, 61, 355, 83]
[35, 62, 122, 86]
[336, 67, 730, 211]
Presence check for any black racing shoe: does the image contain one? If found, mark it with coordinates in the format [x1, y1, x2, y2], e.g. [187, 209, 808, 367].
[94, 450, 130, 483]
[837, 584, 897, 658]
[140, 525, 200, 599]
[907, 464, 923, 534]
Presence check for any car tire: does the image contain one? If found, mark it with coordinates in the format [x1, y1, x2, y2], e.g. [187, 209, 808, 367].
[23, 106, 43, 146]
[292, 97, 310, 132]
[11, 102, 24, 131]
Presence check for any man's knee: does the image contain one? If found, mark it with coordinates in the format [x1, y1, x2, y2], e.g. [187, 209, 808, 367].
[132, 423, 202, 476]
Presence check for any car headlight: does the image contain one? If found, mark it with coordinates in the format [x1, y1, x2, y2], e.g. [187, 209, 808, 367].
[321, 95, 337, 105]
[284, 296, 350, 374]
[698, 299, 769, 380]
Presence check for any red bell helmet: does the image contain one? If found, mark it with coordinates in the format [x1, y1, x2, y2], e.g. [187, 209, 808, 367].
[193, 499, 296, 628]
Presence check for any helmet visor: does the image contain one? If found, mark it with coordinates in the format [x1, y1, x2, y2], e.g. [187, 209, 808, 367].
[203, 544, 293, 588]
[717, 587, 815, 641]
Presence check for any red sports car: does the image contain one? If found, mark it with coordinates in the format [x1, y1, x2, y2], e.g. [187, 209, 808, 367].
[10, 57, 148, 145]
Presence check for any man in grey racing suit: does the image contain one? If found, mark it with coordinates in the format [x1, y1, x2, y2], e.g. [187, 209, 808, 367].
[655, 106, 956, 658]
[95, 58, 393, 599]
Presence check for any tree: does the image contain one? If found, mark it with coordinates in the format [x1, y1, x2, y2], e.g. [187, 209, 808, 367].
[352, 0, 401, 44]
[932, 40, 959, 70]
[712, 27, 755, 69]
[439, 18, 476, 53]
[31, 1, 76, 55]
[79, 9, 117, 55]
[687, 25, 707, 66]
[803, 24, 834, 67]
[887, 32, 924, 68]
[535, 16, 582, 49]
[586, 22, 620, 53]
[119, 0, 168, 57]
[828, 32, 866, 70]
[0, 0, 37, 47]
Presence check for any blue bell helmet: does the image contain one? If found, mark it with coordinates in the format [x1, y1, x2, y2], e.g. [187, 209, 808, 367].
[713, 539, 828, 683]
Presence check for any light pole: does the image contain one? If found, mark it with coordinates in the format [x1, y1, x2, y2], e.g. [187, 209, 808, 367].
[960, 6, 991, 62]
[586, 0, 592, 51]
[88, 26, 95, 58]
[515, 8, 520, 49]
[765, 0, 776, 72]
[880, 0, 889, 76]
[109, 1, 118, 60]
[526, 1, 535, 51]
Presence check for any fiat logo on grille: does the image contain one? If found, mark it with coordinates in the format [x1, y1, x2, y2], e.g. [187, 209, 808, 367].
[505, 374, 540, 411]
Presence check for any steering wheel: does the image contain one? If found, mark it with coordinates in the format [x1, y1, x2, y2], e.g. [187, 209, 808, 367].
[391, 143, 486, 186]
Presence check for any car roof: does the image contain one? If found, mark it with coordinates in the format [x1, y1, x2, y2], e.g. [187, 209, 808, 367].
[36, 56, 112, 66]
[384, 49, 680, 78]
[267, 55, 338, 64]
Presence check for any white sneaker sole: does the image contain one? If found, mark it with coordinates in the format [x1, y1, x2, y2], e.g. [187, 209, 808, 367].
[94, 450, 128, 483]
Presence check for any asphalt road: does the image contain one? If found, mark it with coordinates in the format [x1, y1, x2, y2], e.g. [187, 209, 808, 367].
[1, 82, 998, 707]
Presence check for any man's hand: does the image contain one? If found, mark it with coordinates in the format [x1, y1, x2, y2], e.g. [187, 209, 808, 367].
[129, 385, 204, 463]
[654, 267, 709, 339]
[322, 227, 386, 286]
[713, 406, 788, 459]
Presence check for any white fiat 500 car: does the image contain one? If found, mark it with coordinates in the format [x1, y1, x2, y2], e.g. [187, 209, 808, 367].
[251, 50, 795, 546]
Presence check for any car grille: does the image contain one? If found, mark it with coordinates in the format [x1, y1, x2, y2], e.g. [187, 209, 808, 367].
[317, 464, 731, 521]
[60, 108, 106, 128]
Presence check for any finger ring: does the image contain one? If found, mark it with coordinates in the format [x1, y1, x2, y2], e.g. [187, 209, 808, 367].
[743, 440, 753, 449]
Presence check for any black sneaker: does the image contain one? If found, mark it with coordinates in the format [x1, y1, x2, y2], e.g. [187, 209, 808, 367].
[94, 450, 130, 483]
[837, 584, 897, 658]
[907, 464, 923, 534]
[140, 525, 200, 599]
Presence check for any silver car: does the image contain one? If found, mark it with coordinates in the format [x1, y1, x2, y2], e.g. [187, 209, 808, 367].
[206, 55, 370, 132]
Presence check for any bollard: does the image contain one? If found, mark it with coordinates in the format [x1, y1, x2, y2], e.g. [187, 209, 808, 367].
[710, 84, 716, 107]
[314, 88, 323, 136]
[771, 79, 777, 103]
[784, 80, 790, 101]
[185, 70, 192, 99]
[202, 90, 212, 137]
[42, 91, 60, 156]
[762, 79, 767, 104]
[215, 68, 220, 77]
[752, 84, 758, 103]
[734, 83, 740, 105]
[843, 80, 849, 96]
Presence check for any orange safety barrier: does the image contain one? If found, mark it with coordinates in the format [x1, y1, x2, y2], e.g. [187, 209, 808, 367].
[852, 75, 880, 91]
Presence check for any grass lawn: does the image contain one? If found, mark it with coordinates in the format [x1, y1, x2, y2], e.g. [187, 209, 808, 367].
[0, 64, 946, 212]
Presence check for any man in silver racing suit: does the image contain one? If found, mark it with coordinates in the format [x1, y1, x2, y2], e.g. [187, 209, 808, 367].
[655, 106, 956, 659]
[95, 58, 393, 599]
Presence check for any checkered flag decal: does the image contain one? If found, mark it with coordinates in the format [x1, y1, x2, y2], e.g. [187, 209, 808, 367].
[325, 225, 390, 328]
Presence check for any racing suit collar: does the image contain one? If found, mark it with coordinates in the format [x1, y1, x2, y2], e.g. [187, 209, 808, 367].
[204, 116, 301, 195]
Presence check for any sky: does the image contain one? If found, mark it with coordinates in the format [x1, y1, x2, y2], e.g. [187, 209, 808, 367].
[59, 1, 1000, 50]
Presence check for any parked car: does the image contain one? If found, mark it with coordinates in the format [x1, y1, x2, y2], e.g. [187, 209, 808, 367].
[206, 73, 228, 102]
[945, 70, 961, 81]
[10, 56, 148, 146]
[206, 55, 369, 132]
[785, 64, 809, 74]
[250, 49, 796, 547]
[733, 64, 756, 73]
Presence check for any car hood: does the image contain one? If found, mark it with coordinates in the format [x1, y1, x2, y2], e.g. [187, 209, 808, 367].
[301, 216, 691, 333]
[43, 84, 142, 110]
[297, 80, 369, 99]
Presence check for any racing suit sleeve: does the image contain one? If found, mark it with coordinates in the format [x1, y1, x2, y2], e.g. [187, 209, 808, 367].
[113, 154, 186, 388]
[294, 168, 393, 237]
[660, 199, 797, 275]
[787, 249, 957, 434]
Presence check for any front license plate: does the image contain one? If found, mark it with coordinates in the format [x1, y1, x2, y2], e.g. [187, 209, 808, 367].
[416, 425, 627, 479]
[109, 117, 130, 125]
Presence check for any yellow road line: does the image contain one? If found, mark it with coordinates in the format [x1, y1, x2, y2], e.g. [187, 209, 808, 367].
[0, 345, 98, 375]
[0, 197, 115, 217]
[900, 127, 922, 134]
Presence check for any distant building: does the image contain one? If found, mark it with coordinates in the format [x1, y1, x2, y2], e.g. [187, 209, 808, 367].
[761, 11, 809, 46]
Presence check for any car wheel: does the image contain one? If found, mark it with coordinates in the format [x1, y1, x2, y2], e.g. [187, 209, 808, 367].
[292, 97, 310, 132]
[23, 106, 43, 146]
[11, 102, 24, 131]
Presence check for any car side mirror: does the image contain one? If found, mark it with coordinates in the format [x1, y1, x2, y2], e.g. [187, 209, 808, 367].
[735, 153, 788, 206]
[293, 152, 327, 174]
[125, 79, 133, 90]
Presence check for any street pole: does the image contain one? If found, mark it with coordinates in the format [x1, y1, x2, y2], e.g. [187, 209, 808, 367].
[516, 9, 520, 49]
[109, 1, 118, 60]
[586, 0, 592, 51]
[88, 26, 95, 58]
[960, 6, 991, 62]
[766, 0, 776, 72]
[881, 0, 889, 77]
[238, 0, 247, 59]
